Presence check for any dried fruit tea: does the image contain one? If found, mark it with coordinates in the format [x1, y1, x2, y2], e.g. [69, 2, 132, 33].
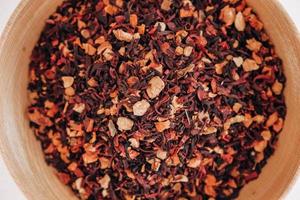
[28, 0, 286, 199]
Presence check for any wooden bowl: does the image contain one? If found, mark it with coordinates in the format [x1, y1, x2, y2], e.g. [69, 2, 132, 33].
[0, 0, 299, 199]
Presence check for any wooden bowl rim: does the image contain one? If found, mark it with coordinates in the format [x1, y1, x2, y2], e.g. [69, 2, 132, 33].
[0, 0, 300, 199]
[0, 1, 49, 198]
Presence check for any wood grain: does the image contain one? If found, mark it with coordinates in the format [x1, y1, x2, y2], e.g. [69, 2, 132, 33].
[0, 0, 299, 199]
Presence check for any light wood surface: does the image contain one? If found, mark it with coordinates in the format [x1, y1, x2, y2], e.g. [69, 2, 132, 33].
[0, 0, 299, 199]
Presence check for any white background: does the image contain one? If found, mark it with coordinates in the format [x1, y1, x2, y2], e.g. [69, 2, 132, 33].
[0, 0, 299, 199]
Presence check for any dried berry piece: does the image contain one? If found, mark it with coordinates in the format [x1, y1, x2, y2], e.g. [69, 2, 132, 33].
[104, 5, 119, 16]
[155, 120, 171, 132]
[80, 29, 90, 39]
[99, 157, 111, 169]
[61, 76, 74, 88]
[129, 138, 140, 148]
[235, 12, 246, 31]
[73, 104, 85, 114]
[233, 103, 242, 113]
[156, 149, 167, 160]
[220, 6, 236, 26]
[187, 157, 201, 168]
[154, 22, 166, 32]
[233, 57, 243, 67]
[98, 174, 111, 189]
[113, 29, 133, 42]
[175, 46, 184, 56]
[146, 76, 165, 99]
[130, 14, 138, 28]
[242, 59, 259, 72]
[108, 120, 117, 136]
[133, 100, 150, 116]
[246, 38, 262, 52]
[254, 140, 267, 152]
[161, 0, 172, 11]
[117, 117, 134, 131]
[82, 43, 96, 56]
[184, 46, 193, 57]
[173, 175, 188, 183]
[272, 80, 283, 95]
[261, 130, 272, 141]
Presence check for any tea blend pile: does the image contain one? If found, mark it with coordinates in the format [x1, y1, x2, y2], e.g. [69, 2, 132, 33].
[27, 0, 286, 199]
